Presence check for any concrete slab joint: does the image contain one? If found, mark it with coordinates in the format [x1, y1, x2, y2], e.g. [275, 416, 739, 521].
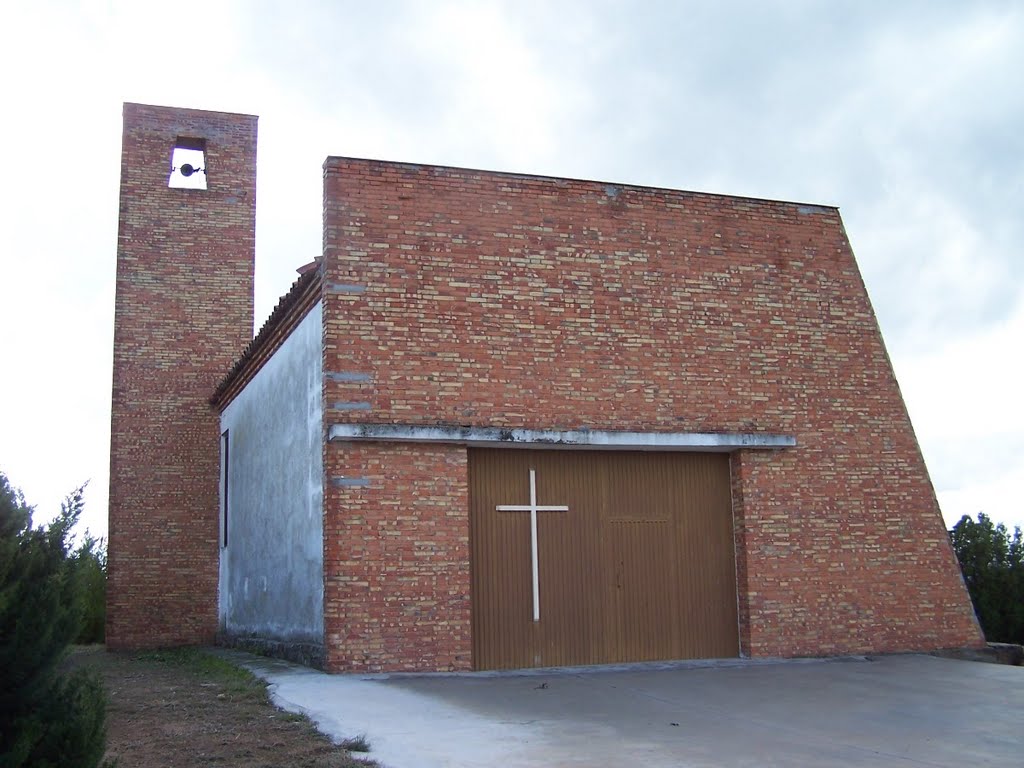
[331, 401, 373, 411]
[331, 476, 372, 488]
[325, 371, 373, 382]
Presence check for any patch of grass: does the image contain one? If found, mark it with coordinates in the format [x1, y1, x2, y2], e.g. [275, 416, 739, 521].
[135, 647, 266, 700]
[75, 648, 381, 767]
[340, 734, 371, 753]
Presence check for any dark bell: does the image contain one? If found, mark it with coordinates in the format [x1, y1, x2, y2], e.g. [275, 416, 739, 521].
[180, 163, 198, 177]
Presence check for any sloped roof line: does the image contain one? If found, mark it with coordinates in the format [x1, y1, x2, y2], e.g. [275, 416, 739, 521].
[211, 264, 322, 408]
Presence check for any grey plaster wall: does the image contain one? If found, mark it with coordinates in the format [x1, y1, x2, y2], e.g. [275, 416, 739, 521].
[219, 301, 323, 643]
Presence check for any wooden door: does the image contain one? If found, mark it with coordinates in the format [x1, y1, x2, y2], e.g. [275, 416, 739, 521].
[469, 449, 738, 670]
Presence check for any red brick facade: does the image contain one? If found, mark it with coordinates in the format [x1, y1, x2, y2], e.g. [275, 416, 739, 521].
[320, 158, 983, 670]
[110, 104, 982, 667]
[107, 104, 256, 648]
[323, 444, 471, 672]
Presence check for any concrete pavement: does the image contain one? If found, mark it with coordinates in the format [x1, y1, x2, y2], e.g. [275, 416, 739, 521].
[221, 651, 1023, 767]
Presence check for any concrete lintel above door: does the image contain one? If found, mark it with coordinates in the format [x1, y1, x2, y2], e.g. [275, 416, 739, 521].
[328, 423, 795, 451]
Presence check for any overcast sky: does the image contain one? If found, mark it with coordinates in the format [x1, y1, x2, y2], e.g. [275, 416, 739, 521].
[0, 0, 1021, 538]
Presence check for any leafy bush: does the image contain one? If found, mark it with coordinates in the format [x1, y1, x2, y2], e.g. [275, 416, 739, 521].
[950, 512, 1024, 645]
[70, 531, 107, 644]
[0, 473, 112, 768]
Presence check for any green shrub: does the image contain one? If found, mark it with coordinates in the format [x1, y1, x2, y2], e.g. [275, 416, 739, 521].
[0, 473, 112, 768]
[70, 532, 107, 645]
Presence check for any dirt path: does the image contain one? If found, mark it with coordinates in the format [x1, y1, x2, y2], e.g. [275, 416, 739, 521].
[70, 647, 376, 768]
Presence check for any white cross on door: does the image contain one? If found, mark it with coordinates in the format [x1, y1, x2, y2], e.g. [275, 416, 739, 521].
[496, 469, 569, 622]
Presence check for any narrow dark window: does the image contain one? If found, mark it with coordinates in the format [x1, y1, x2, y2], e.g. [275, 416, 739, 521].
[221, 430, 229, 547]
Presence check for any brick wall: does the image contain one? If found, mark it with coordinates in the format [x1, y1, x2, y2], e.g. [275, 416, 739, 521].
[322, 443, 471, 672]
[321, 158, 982, 669]
[107, 103, 256, 648]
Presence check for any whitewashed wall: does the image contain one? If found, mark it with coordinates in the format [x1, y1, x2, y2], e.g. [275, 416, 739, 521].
[219, 301, 323, 644]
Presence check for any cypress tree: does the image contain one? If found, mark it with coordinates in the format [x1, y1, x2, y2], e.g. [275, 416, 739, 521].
[950, 512, 1024, 644]
[0, 473, 110, 768]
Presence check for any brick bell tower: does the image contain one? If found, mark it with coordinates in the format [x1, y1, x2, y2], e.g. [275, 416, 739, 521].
[108, 103, 257, 648]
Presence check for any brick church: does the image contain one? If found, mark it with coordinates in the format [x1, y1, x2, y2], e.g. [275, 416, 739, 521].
[107, 103, 983, 672]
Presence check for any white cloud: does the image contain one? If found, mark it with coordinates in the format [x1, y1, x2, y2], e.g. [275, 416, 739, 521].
[895, 301, 1024, 529]
[939, 461, 1024, 533]
[897, 290, 1024, 442]
[0, 0, 1020, 539]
